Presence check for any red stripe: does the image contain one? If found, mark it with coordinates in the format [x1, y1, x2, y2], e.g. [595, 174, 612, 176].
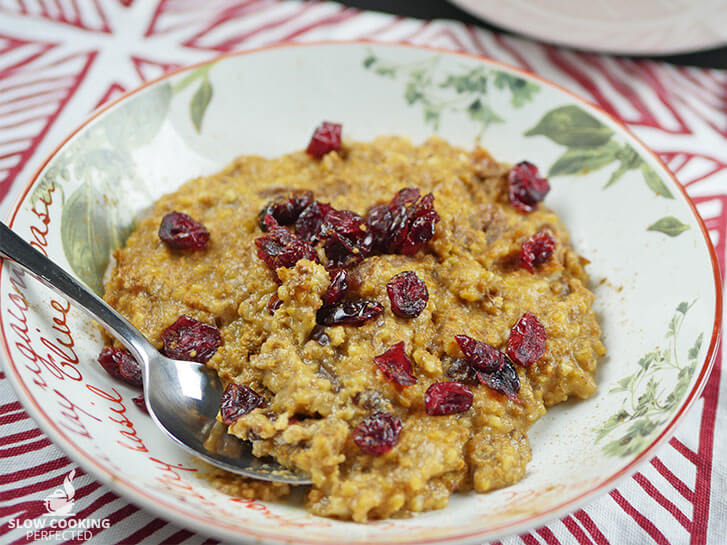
[160, 529, 195, 544]
[428, 27, 467, 52]
[610, 490, 670, 545]
[536, 525, 562, 545]
[0, 427, 42, 446]
[62, 502, 139, 545]
[187, 2, 317, 51]
[0, 87, 66, 107]
[0, 49, 96, 202]
[279, 9, 359, 42]
[0, 43, 56, 76]
[0, 114, 50, 131]
[562, 515, 594, 544]
[669, 436, 699, 464]
[493, 33, 532, 71]
[0, 437, 50, 458]
[0, 401, 22, 414]
[580, 55, 660, 128]
[573, 509, 611, 545]
[617, 59, 691, 135]
[691, 351, 721, 545]
[0, 456, 71, 485]
[545, 47, 618, 119]
[0, 410, 29, 425]
[361, 15, 405, 39]
[0, 98, 65, 117]
[0, 136, 32, 147]
[520, 533, 540, 545]
[633, 471, 691, 531]
[0, 466, 85, 502]
[650, 457, 694, 502]
[115, 518, 168, 545]
[0, 74, 74, 94]
[0, 151, 24, 161]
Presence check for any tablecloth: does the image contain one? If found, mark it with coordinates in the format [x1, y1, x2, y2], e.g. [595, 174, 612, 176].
[0, 1, 725, 544]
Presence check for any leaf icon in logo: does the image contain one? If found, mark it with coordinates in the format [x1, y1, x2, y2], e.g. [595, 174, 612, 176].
[63, 468, 76, 501]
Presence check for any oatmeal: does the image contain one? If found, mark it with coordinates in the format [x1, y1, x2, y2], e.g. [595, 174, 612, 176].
[102, 133, 605, 522]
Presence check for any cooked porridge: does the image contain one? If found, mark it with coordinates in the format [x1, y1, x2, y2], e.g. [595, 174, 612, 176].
[101, 126, 605, 522]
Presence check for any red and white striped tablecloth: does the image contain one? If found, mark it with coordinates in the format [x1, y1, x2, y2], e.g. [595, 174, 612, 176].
[0, 2, 725, 544]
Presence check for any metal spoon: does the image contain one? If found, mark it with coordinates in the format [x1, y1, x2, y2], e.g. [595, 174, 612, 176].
[0, 222, 311, 485]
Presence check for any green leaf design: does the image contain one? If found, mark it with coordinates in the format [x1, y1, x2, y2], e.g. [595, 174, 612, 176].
[688, 332, 703, 360]
[525, 105, 613, 148]
[647, 217, 690, 237]
[493, 72, 539, 107]
[364, 53, 538, 133]
[30, 170, 65, 207]
[362, 54, 377, 69]
[466, 98, 502, 128]
[641, 163, 674, 199]
[604, 144, 641, 188]
[440, 67, 488, 94]
[190, 76, 213, 133]
[548, 141, 621, 177]
[105, 82, 172, 152]
[61, 182, 133, 295]
[173, 64, 212, 94]
[595, 300, 701, 456]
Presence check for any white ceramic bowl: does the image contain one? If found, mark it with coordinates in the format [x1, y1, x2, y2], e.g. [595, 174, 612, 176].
[448, 0, 727, 55]
[0, 42, 721, 545]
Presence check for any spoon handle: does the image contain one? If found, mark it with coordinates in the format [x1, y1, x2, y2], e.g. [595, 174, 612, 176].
[0, 222, 156, 366]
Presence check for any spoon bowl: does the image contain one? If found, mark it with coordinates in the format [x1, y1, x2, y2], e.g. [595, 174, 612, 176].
[0, 222, 312, 485]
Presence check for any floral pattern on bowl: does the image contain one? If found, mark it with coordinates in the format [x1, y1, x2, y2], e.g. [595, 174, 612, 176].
[0, 42, 720, 545]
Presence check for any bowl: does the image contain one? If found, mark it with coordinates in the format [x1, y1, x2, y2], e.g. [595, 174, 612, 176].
[0, 42, 720, 545]
[447, 0, 727, 55]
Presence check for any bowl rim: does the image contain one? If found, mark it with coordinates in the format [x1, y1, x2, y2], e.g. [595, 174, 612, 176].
[0, 40, 722, 545]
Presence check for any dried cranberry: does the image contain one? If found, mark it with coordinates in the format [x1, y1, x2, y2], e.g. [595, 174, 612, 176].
[316, 300, 383, 326]
[508, 161, 550, 213]
[365, 188, 440, 255]
[267, 293, 282, 315]
[323, 232, 366, 270]
[132, 394, 148, 413]
[386, 271, 428, 318]
[445, 358, 479, 386]
[520, 230, 556, 273]
[319, 209, 372, 269]
[258, 191, 314, 231]
[161, 315, 222, 363]
[400, 193, 440, 255]
[295, 202, 333, 242]
[454, 334, 505, 373]
[255, 215, 318, 271]
[507, 312, 546, 367]
[97, 347, 142, 388]
[322, 269, 349, 305]
[373, 341, 417, 386]
[425, 382, 473, 416]
[353, 412, 403, 456]
[220, 383, 267, 425]
[306, 122, 342, 158]
[455, 334, 521, 402]
[158, 211, 210, 250]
